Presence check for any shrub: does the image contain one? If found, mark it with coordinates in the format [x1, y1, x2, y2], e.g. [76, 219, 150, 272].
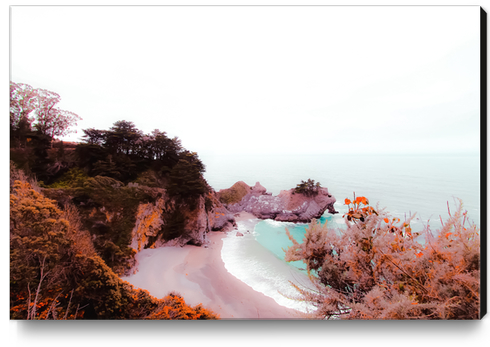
[134, 169, 162, 188]
[10, 179, 85, 319]
[144, 293, 219, 320]
[285, 196, 480, 320]
[48, 167, 89, 188]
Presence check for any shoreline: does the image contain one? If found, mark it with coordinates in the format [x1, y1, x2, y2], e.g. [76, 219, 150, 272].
[122, 212, 306, 319]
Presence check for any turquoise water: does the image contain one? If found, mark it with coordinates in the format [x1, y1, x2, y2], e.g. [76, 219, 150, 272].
[254, 213, 346, 271]
[201, 153, 480, 227]
[221, 220, 317, 312]
[254, 220, 308, 271]
[206, 153, 480, 311]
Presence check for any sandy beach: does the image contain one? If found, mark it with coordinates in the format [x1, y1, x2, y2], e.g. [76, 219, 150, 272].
[122, 212, 305, 319]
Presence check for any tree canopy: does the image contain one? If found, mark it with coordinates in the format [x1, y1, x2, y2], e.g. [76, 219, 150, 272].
[10, 82, 37, 134]
[294, 179, 321, 197]
[10, 81, 82, 144]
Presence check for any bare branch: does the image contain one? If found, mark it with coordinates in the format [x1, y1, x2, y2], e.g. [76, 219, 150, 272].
[64, 289, 74, 320]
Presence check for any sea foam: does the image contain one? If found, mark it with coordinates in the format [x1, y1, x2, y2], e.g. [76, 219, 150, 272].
[221, 220, 317, 313]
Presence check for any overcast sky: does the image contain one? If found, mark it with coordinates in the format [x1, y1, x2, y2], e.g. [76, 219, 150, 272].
[10, 6, 481, 155]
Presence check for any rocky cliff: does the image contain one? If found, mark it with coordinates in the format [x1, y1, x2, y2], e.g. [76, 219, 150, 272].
[129, 190, 235, 252]
[42, 178, 235, 275]
[218, 181, 338, 223]
[42, 175, 335, 276]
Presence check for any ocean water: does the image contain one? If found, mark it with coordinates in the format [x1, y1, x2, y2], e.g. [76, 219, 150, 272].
[201, 153, 480, 226]
[221, 221, 317, 313]
[200, 153, 481, 311]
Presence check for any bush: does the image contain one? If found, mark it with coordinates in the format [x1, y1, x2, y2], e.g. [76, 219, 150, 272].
[43, 175, 155, 274]
[285, 196, 480, 320]
[48, 167, 89, 188]
[134, 169, 162, 188]
[144, 293, 219, 320]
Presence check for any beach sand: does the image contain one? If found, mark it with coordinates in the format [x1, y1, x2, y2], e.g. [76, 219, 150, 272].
[122, 212, 304, 319]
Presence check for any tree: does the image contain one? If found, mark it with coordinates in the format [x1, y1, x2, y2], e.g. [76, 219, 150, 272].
[35, 99, 81, 142]
[285, 196, 480, 320]
[294, 179, 321, 197]
[105, 120, 142, 155]
[10, 81, 82, 145]
[29, 132, 53, 182]
[10, 82, 37, 147]
[81, 128, 106, 146]
[10, 82, 37, 131]
[167, 151, 208, 202]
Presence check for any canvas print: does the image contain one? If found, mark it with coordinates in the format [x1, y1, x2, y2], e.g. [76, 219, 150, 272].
[9, 6, 483, 320]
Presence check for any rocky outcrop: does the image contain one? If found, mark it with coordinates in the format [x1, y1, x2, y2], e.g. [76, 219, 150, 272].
[130, 197, 166, 252]
[221, 181, 337, 223]
[205, 192, 237, 232]
[181, 193, 236, 246]
[130, 190, 236, 250]
[217, 181, 252, 205]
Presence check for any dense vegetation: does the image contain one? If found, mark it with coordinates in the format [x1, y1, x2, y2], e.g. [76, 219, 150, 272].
[10, 81, 218, 319]
[294, 179, 321, 197]
[10, 82, 210, 273]
[12, 117, 210, 273]
[10, 175, 218, 320]
[11, 82, 208, 197]
[10, 81, 81, 147]
[285, 196, 480, 319]
[12, 81, 480, 321]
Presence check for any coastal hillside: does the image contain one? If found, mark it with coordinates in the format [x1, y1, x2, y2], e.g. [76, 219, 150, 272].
[10, 170, 219, 320]
[10, 81, 481, 320]
[10, 82, 226, 319]
[11, 117, 235, 275]
[10, 82, 339, 319]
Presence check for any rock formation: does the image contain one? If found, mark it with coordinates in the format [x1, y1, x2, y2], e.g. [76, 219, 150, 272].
[44, 181, 236, 262]
[129, 190, 236, 250]
[219, 181, 337, 223]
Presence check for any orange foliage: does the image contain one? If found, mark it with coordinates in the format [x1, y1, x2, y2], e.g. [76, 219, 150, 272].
[144, 294, 219, 320]
[131, 200, 165, 252]
[10, 178, 219, 320]
[343, 194, 377, 223]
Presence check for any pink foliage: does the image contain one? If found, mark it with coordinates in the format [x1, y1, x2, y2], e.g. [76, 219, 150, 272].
[285, 197, 480, 320]
[10, 81, 82, 140]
